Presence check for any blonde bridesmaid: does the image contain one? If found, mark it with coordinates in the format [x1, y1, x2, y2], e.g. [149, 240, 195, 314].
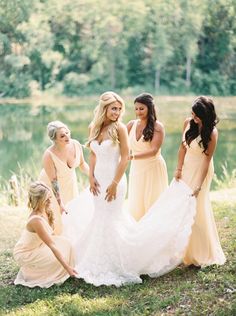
[127, 93, 168, 221]
[175, 96, 226, 267]
[14, 182, 76, 288]
[39, 121, 89, 235]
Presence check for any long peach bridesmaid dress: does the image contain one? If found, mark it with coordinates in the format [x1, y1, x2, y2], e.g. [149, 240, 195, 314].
[39, 140, 82, 235]
[14, 215, 75, 288]
[181, 131, 226, 266]
[128, 120, 168, 221]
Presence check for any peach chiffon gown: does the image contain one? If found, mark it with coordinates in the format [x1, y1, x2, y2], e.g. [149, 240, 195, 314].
[14, 215, 75, 288]
[181, 130, 226, 266]
[39, 140, 82, 235]
[128, 120, 168, 221]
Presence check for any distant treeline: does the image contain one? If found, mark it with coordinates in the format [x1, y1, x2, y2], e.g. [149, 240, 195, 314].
[0, 0, 235, 98]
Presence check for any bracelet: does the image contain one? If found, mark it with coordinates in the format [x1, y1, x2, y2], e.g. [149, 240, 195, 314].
[176, 168, 182, 171]
[112, 179, 118, 185]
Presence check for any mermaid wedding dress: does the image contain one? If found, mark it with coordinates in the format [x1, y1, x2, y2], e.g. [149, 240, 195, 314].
[62, 140, 196, 286]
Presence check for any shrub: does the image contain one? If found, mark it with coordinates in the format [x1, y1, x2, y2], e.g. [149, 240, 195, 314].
[63, 72, 90, 96]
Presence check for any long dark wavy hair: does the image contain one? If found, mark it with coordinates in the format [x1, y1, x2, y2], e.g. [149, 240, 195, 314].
[134, 93, 157, 142]
[185, 96, 219, 154]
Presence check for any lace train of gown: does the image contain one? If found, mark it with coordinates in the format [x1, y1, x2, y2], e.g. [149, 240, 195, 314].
[62, 140, 196, 286]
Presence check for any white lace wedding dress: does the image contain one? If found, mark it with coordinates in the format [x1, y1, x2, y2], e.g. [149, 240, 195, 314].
[62, 140, 196, 286]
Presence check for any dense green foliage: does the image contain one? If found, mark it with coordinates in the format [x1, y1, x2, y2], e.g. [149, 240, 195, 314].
[0, 0, 236, 97]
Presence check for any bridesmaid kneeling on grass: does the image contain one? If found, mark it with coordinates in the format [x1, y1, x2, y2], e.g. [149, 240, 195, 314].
[13, 181, 77, 288]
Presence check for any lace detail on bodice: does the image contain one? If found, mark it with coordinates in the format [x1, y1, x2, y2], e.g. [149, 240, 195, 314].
[90, 139, 120, 163]
[90, 140, 121, 183]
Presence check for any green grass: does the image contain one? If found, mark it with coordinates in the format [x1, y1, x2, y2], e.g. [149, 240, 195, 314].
[0, 198, 236, 316]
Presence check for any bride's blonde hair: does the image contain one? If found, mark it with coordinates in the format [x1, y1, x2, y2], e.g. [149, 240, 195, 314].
[28, 181, 54, 227]
[87, 91, 125, 146]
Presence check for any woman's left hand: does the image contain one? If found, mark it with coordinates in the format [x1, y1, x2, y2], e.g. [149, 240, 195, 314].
[192, 186, 201, 197]
[105, 182, 117, 202]
[174, 169, 182, 181]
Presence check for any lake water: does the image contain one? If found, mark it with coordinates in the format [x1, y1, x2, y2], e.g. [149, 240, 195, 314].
[0, 96, 235, 189]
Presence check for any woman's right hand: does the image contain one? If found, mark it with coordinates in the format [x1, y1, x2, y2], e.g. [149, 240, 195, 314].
[67, 266, 78, 277]
[174, 169, 182, 181]
[89, 176, 100, 195]
[60, 203, 68, 214]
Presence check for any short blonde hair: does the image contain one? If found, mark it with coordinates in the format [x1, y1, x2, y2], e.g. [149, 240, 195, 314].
[28, 181, 54, 227]
[47, 121, 70, 142]
[87, 91, 125, 146]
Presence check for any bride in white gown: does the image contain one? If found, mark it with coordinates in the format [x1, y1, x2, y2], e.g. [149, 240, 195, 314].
[62, 91, 196, 287]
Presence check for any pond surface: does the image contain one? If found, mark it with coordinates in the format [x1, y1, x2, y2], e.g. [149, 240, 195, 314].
[0, 96, 235, 189]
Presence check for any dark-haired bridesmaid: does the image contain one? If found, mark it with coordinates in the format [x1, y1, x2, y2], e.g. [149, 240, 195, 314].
[127, 93, 168, 221]
[175, 96, 226, 267]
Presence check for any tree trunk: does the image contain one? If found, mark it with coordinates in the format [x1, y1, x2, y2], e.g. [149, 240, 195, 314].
[155, 68, 160, 92]
[110, 60, 116, 89]
[41, 67, 45, 90]
[186, 55, 191, 87]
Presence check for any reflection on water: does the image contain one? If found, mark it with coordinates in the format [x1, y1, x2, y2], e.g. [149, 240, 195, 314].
[0, 97, 236, 189]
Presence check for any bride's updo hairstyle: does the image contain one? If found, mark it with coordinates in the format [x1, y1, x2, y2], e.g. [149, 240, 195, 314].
[47, 121, 70, 142]
[28, 181, 54, 227]
[87, 91, 125, 146]
[185, 96, 219, 154]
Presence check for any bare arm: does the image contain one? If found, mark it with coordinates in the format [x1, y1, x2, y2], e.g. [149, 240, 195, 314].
[174, 118, 189, 181]
[130, 121, 165, 160]
[192, 128, 218, 197]
[105, 123, 129, 202]
[42, 151, 66, 213]
[89, 149, 100, 195]
[76, 141, 89, 175]
[28, 218, 77, 277]
[87, 127, 100, 196]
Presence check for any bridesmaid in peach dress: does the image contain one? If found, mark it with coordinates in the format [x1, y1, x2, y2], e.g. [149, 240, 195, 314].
[39, 121, 89, 235]
[175, 96, 226, 267]
[14, 182, 76, 288]
[127, 93, 168, 221]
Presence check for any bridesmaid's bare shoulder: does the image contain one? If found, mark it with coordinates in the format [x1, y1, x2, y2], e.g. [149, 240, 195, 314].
[117, 121, 128, 132]
[211, 127, 218, 140]
[182, 117, 191, 132]
[72, 139, 82, 147]
[154, 120, 164, 133]
[126, 120, 136, 133]
[42, 146, 53, 162]
[117, 122, 129, 143]
[26, 215, 46, 232]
